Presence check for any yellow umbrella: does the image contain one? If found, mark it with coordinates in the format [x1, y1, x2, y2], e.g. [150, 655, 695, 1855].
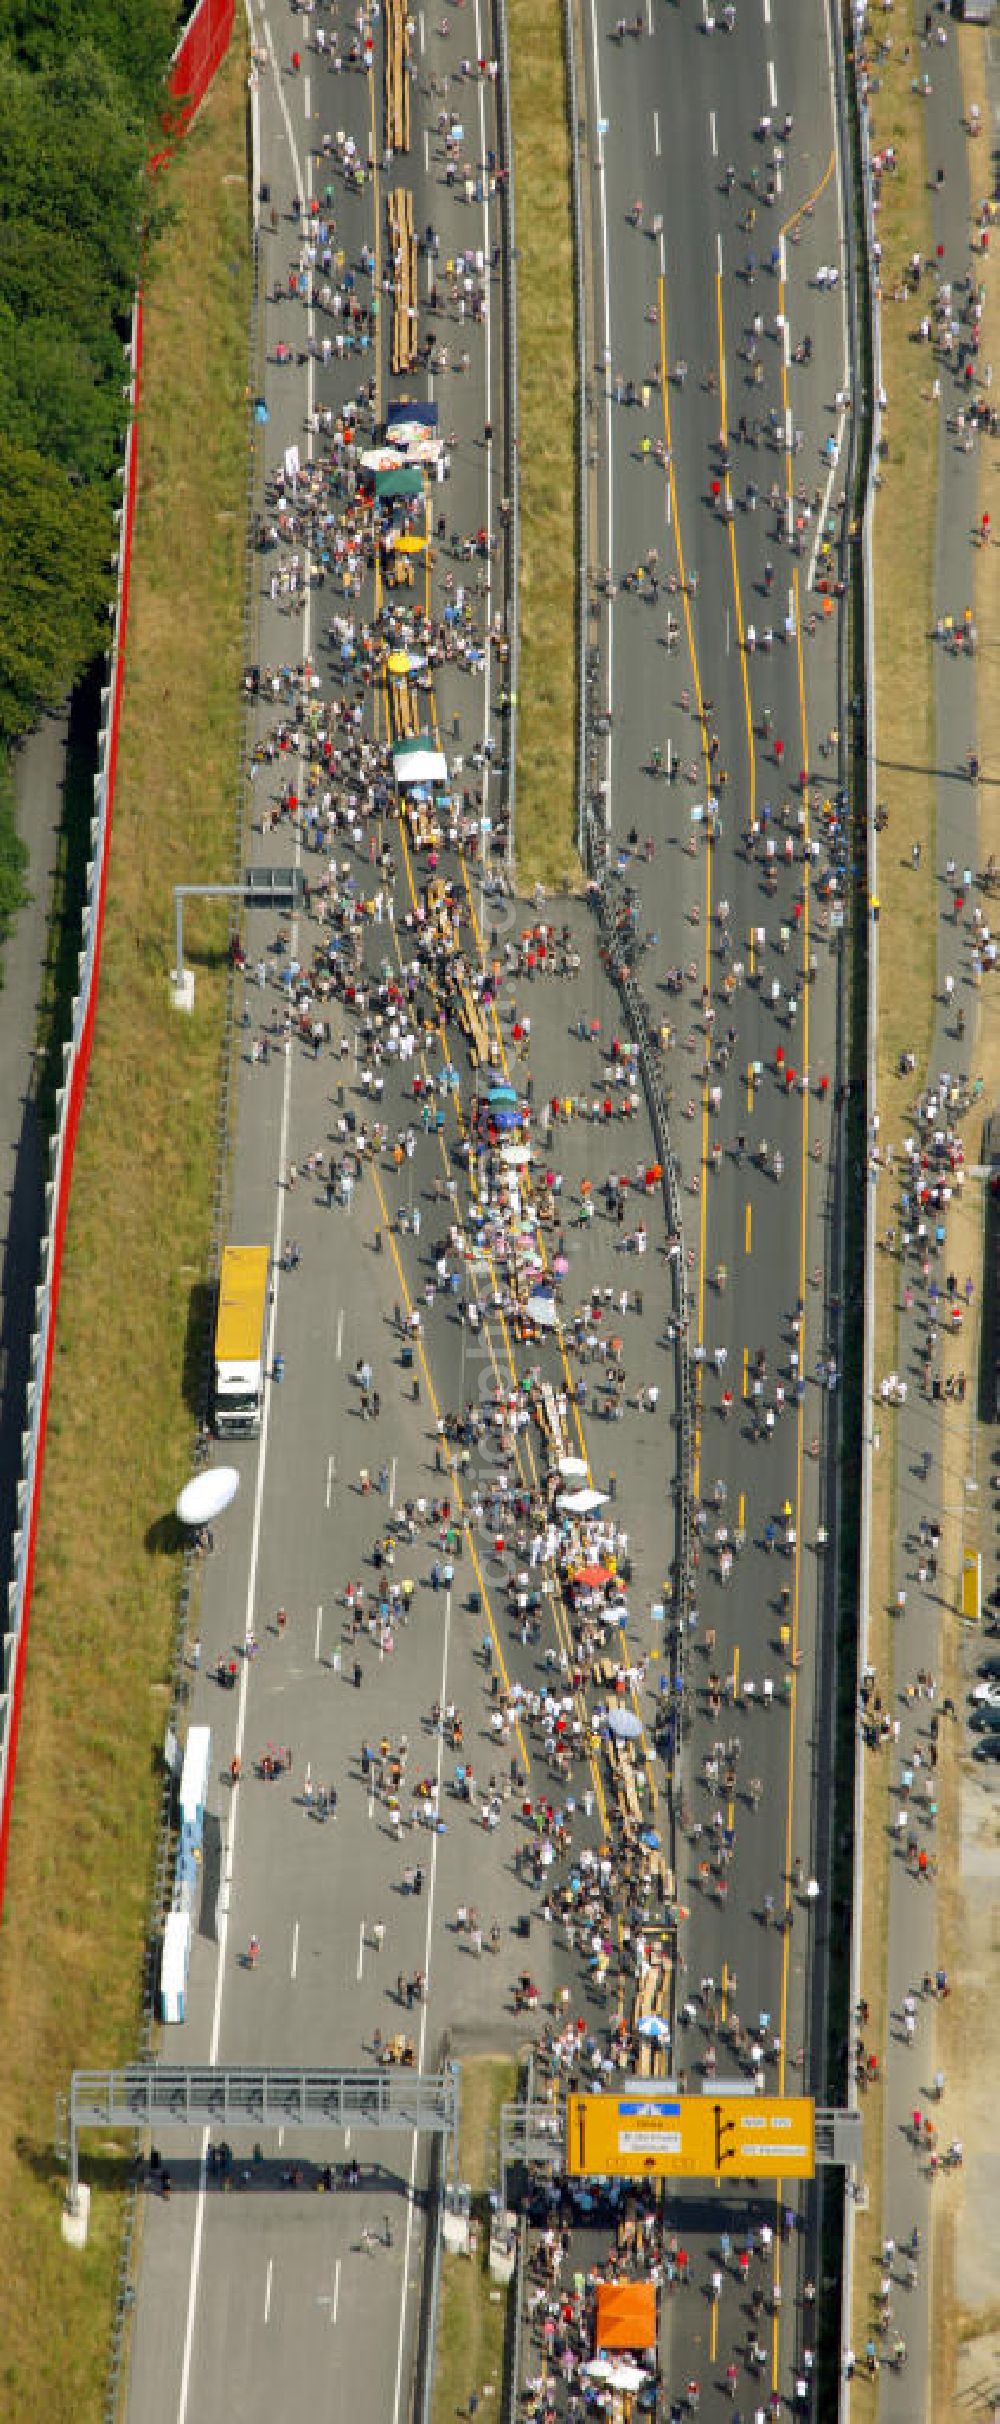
[387, 651, 410, 675]
[393, 533, 426, 554]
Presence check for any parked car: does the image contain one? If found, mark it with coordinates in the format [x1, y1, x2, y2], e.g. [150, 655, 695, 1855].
[972, 1737, 1000, 1765]
[970, 1677, 1000, 1706]
[970, 1703, 1000, 1732]
[976, 1654, 1000, 1681]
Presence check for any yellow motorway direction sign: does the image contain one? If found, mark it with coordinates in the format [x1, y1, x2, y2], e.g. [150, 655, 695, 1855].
[565, 2089, 815, 2182]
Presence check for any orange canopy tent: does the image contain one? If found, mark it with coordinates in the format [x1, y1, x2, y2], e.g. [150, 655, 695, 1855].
[593, 2280, 657, 2354]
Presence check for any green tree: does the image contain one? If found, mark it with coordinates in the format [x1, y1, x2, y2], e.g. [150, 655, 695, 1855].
[0, 0, 176, 124]
[0, 435, 113, 748]
[0, 45, 148, 326]
[0, 306, 130, 486]
[0, 12, 180, 745]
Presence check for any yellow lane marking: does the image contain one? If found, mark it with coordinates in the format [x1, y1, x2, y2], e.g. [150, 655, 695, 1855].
[370, 1159, 530, 1775]
[396, 786, 621, 1825]
[425, 480, 431, 624]
[780, 146, 835, 249]
[659, 274, 716, 1503]
[370, 71, 383, 431]
[716, 268, 756, 838]
[745, 1200, 752, 1255]
[775, 252, 813, 2110]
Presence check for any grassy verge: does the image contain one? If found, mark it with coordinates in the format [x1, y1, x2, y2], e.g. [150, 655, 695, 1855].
[508, 0, 579, 893]
[848, 26, 937, 2403]
[432, 2054, 518, 2424]
[0, 32, 249, 2419]
[929, 29, 999, 2413]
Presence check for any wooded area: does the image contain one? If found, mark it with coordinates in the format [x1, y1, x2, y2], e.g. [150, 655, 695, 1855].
[0, 1, 177, 759]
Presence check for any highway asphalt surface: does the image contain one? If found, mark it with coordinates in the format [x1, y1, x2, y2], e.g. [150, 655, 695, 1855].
[125, 5, 675, 2421]
[120, 3, 852, 2422]
[573, 0, 849, 2412]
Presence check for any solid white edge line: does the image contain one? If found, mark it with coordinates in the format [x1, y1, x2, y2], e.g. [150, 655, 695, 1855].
[389, 1587, 453, 2424]
[807, 407, 847, 594]
[587, 0, 614, 775]
[474, 0, 494, 769]
[175, 954, 297, 2424]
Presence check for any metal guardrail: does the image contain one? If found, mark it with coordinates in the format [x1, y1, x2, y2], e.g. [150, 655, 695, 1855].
[0, 328, 138, 1871]
[412, 2026, 451, 2424]
[562, 0, 588, 865]
[414, 2144, 446, 2424]
[494, 0, 518, 869]
[505, 2211, 528, 2424]
[835, 0, 879, 2412]
[504, 2053, 536, 2423]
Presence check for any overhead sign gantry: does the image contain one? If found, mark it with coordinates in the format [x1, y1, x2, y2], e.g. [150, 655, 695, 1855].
[565, 2086, 817, 2182]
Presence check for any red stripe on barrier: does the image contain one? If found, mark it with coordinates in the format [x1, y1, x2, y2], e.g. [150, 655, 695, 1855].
[164, 0, 235, 145]
[0, 0, 234, 1923]
[0, 300, 143, 1915]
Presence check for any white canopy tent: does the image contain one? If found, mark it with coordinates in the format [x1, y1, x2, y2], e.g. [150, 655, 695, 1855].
[393, 742, 449, 788]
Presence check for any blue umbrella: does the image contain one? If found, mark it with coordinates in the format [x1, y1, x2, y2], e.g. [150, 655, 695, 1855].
[489, 1084, 518, 1104]
[637, 2014, 671, 2043]
[640, 1829, 661, 1850]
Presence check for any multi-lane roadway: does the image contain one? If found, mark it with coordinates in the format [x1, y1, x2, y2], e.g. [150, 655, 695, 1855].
[118, 3, 853, 2421]
[576, 0, 849, 2408]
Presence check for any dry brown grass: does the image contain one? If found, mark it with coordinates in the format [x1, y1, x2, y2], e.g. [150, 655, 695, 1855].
[508, 0, 579, 893]
[848, 25, 936, 2409]
[852, 19, 1000, 2411]
[0, 34, 249, 2417]
[927, 25, 1000, 2413]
